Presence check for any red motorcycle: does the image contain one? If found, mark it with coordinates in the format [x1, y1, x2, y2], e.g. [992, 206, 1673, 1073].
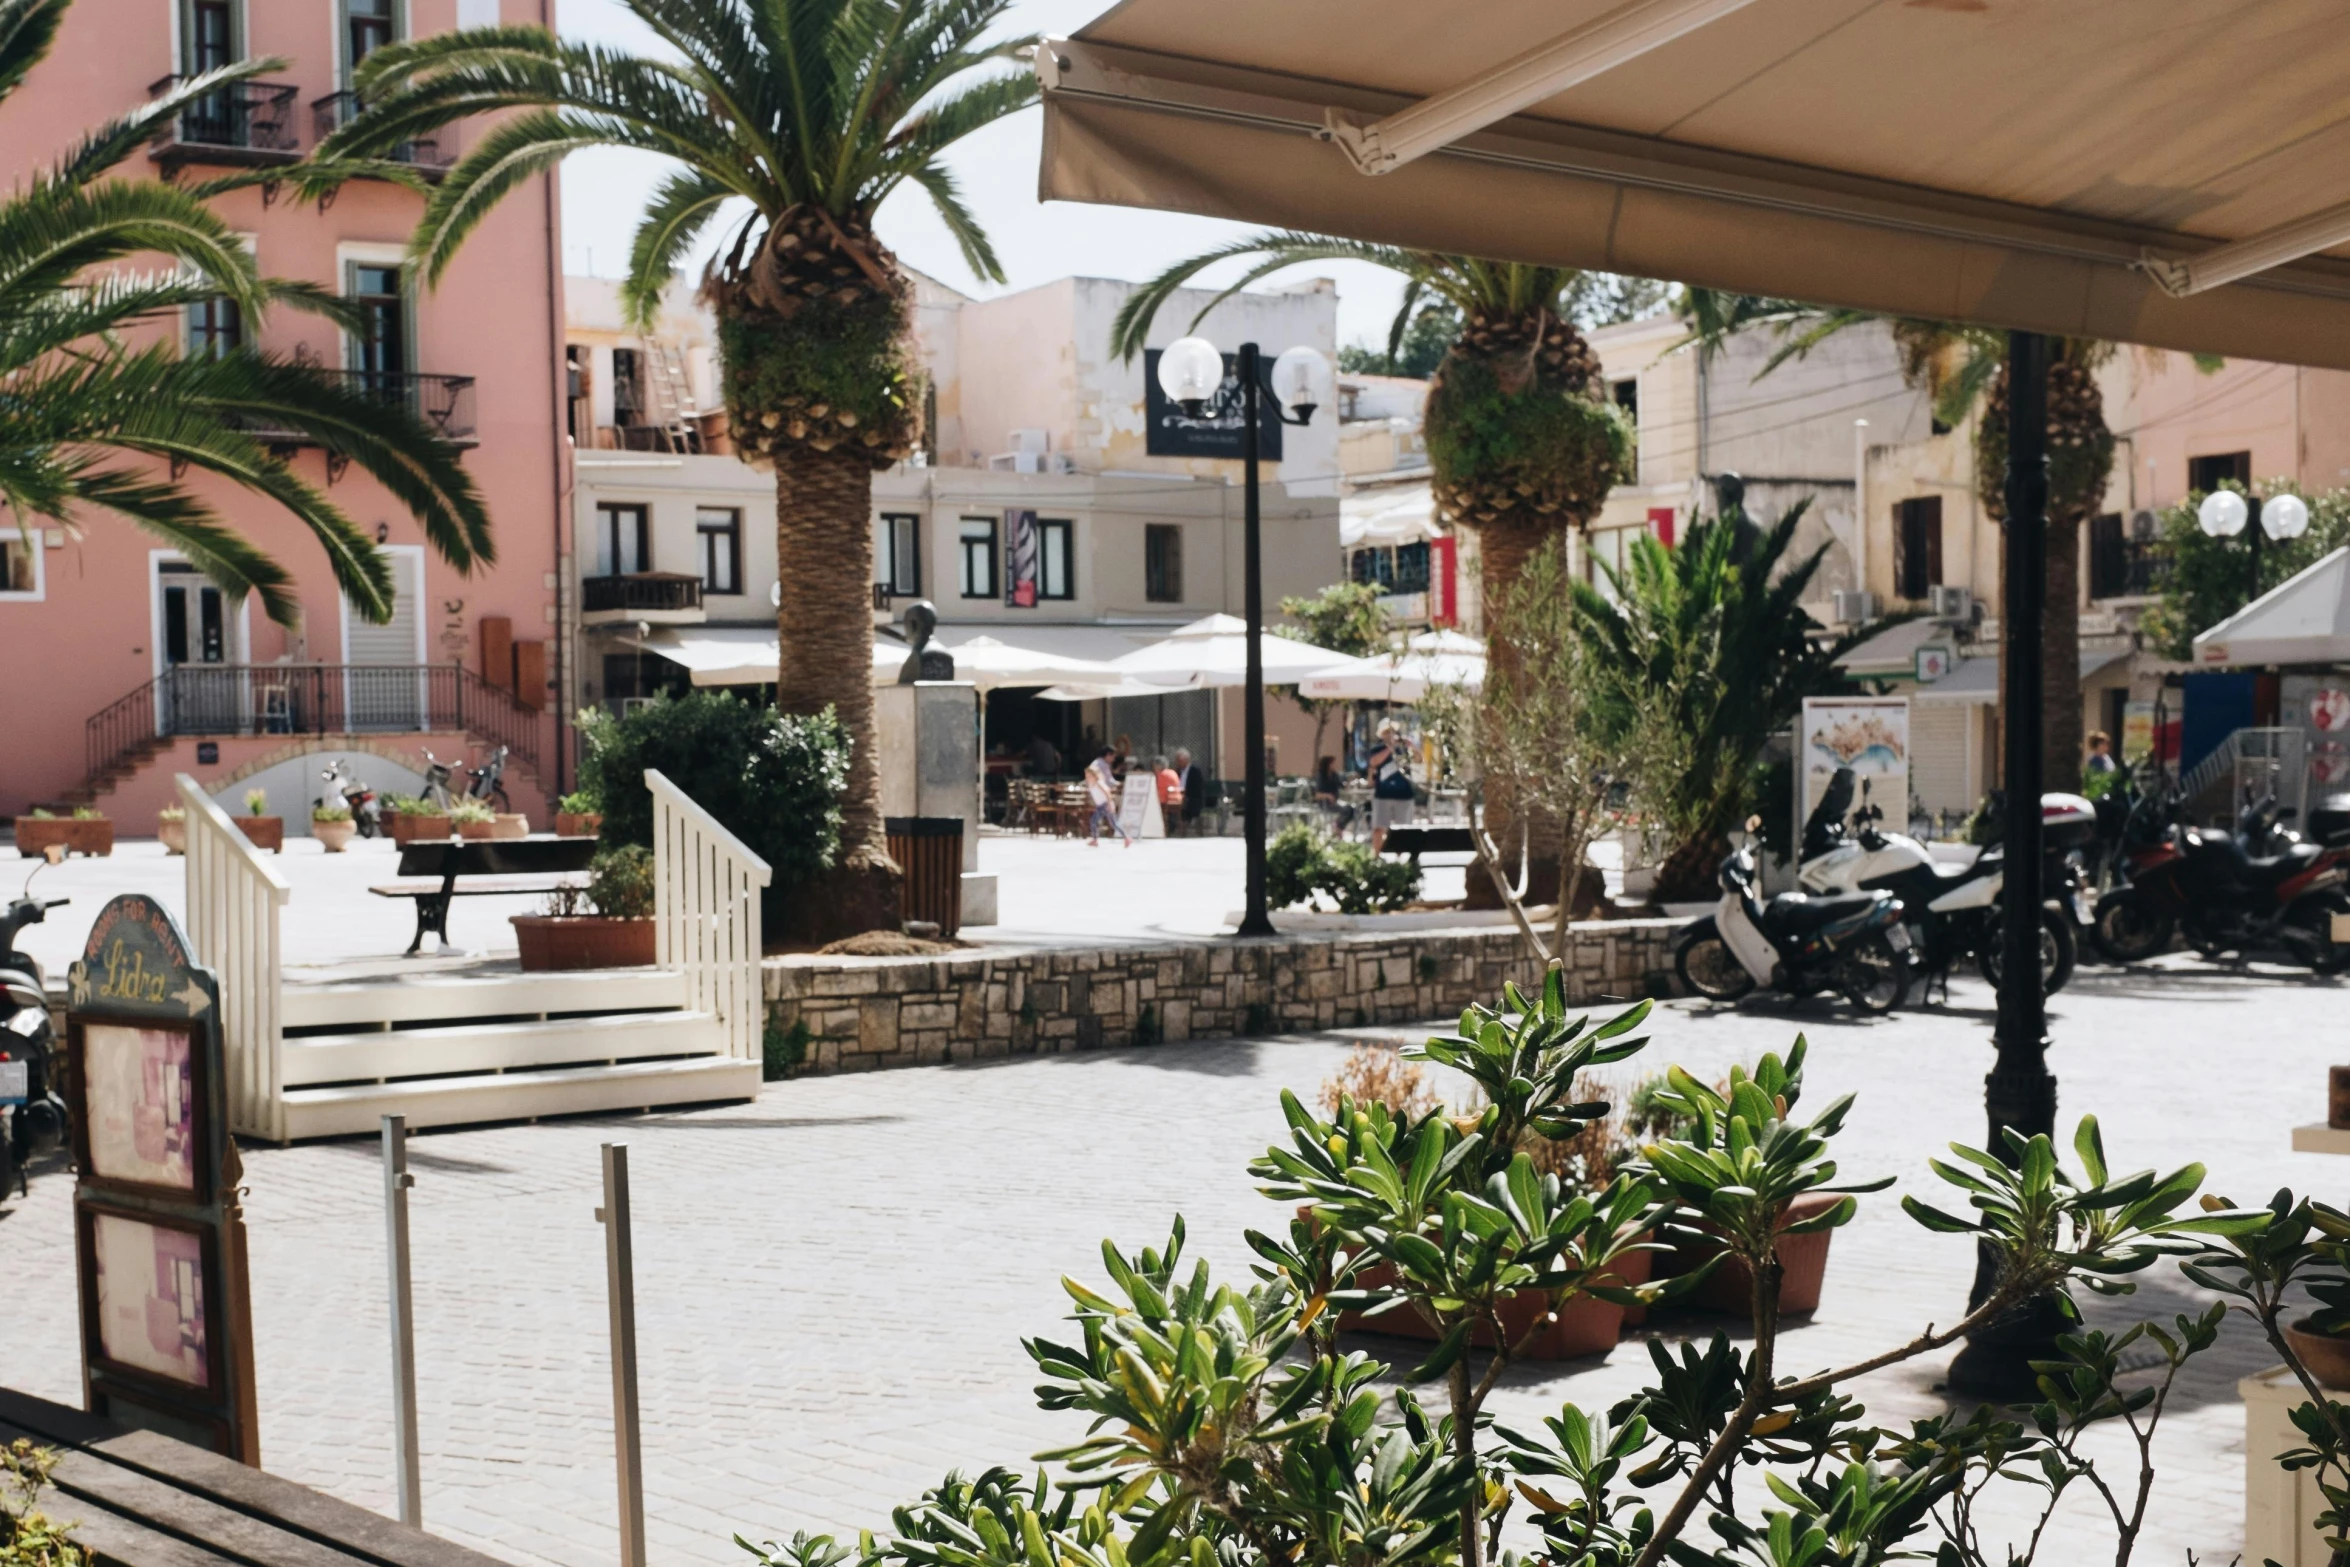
[2092, 789, 2350, 972]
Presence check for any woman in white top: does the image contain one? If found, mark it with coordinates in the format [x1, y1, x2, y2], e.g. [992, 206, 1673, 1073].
[1085, 747, 1132, 848]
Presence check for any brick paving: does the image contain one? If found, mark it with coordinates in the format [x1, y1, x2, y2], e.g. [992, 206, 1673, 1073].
[0, 956, 2339, 1567]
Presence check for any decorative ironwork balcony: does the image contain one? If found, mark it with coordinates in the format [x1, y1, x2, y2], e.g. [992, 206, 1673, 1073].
[246, 370, 477, 449]
[2090, 537, 2168, 601]
[311, 91, 447, 171]
[582, 573, 706, 624]
[148, 77, 300, 166]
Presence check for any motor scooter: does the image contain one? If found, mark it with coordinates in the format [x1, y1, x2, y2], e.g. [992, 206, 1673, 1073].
[418, 748, 457, 812]
[464, 744, 511, 814]
[2093, 789, 2350, 972]
[319, 758, 383, 838]
[1671, 815, 1913, 1014]
[0, 860, 70, 1199]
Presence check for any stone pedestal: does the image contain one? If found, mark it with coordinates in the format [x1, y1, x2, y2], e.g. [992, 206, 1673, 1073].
[875, 680, 995, 923]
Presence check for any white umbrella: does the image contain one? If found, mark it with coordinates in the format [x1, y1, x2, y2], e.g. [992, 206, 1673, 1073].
[1031, 677, 1178, 702]
[937, 634, 1126, 692]
[1296, 630, 1485, 703]
[1111, 612, 1376, 689]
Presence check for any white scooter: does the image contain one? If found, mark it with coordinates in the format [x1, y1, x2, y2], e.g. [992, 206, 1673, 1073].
[1671, 815, 1912, 1014]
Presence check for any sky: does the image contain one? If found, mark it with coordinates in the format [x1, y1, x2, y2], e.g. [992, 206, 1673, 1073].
[553, 0, 1413, 353]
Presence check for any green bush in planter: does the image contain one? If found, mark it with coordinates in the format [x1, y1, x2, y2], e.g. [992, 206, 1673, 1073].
[576, 692, 848, 911]
[587, 845, 656, 921]
[1266, 822, 1421, 914]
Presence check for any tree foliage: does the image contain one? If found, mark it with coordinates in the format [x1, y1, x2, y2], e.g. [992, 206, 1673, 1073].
[2140, 480, 2350, 659]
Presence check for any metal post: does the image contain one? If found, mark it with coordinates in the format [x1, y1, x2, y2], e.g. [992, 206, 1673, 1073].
[2249, 500, 2265, 605]
[597, 1144, 647, 1567]
[380, 1115, 422, 1529]
[1948, 329, 2064, 1400]
[1237, 342, 1274, 937]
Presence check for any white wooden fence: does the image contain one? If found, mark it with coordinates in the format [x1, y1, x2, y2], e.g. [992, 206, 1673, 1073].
[178, 773, 291, 1142]
[648, 769, 772, 1063]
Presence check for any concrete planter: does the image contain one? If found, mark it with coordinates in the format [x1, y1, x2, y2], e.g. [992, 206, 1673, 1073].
[312, 818, 357, 853]
[555, 812, 603, 839]
[511, 915, 656, 971]
[236, 816, 284, 853]
[14, 817, 113, 858]
[390, 813, 451, 845]
[490, 813, 530, 840]
[158, 817, 187, 855]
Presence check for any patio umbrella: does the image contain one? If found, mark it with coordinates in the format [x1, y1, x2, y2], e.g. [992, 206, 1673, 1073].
[1295, 630, 1486, 703]
[1110, 612, 1378, 688]
[936, 635, 1126, 692]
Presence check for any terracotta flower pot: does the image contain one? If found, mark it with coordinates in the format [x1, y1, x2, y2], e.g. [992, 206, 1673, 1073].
[14, 817, 112, 857]
[511, 915, 657, 971]
[313, 818, 357, 853]
[556, 812, 603, 839]
[236, 816, 284, 853]
[455, 819, 495, 841]
[1339, 1245, 1652, 1362]
[390, 814, 451, 846]
[2285, 1319, 2350, 1392]
[1665, 1191, 1846, 1317]
[490, 812, 530, 840]
[158, 818, 187, 855]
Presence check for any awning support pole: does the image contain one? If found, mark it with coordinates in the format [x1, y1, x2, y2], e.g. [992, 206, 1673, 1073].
[1238, 344, 1274, 938]
[1947, 329, 2064, 1400]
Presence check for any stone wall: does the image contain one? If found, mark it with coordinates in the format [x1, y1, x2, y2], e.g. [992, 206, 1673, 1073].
[762, 920, 1682, 1074]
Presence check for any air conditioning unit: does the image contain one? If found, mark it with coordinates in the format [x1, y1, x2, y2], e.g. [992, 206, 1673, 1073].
[1928, 584, 1974, 622]
[1832, 589, 1879, 626]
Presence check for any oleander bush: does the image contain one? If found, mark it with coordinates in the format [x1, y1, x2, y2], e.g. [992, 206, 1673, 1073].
[1267, 822, 1422, 915]
[739, 971, 2350, 1567]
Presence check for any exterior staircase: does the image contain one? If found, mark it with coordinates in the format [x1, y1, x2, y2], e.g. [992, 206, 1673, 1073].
[277, 965, 758, 1140]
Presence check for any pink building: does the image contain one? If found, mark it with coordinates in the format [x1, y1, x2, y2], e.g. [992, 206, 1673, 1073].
[0, 0, 568, 829]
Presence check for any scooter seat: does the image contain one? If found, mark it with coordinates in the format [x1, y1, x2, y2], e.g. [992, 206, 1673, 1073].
[2195, 832, 2322, 888]
[1763, 891, 1887, 934]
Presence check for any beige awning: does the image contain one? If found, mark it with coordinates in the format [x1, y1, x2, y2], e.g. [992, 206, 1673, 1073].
[1038, 0, 2350, 367]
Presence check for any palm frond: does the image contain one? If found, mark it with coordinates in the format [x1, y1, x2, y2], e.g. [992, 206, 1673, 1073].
[0, 0, 66, 107]
[622, 168, 736, 330]
[57, 58, 292, 186]
[55, 464, 305, 623]
[0, 176, 270, 324]
[900, 159, 1002, 284]
[1108, 231, 1426, 362]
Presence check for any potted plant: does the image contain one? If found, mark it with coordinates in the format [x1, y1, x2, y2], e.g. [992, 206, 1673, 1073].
[448, 797, 497, 841]
[555, 790, 602, 839]
[511, 845, 658, 970]
[235, 787, 284, 853]
[385, 795, 450, 846]
[490, 808, 530, 840]
[14, 806, 112, 858]
[158, 804, 187, 856]
[312, 802, 356, 853]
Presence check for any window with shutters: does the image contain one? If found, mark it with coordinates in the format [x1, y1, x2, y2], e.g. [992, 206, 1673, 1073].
[2188, 451, 2251, 495]
[1894, 496, 1943, 602]
[1145, 524, 1183, 602]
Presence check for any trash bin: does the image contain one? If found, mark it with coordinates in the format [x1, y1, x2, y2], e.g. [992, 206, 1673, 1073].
[885, 816, 964, 936]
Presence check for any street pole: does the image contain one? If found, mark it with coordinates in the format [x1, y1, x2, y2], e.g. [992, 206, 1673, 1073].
[1237, 341, 1274, 937]
[2249, 497, 2265, 604]
[381, 1115, 421, 1529]
[1947, 329, 2063, 1401]
[597, 1143, 647, 1567]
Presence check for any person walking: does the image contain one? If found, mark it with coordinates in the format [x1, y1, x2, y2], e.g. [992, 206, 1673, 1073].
[1085, 746, 1132, 848]
[1366, 720, 1415, 853]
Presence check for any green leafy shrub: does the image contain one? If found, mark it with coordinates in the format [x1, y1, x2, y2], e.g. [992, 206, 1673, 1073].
[587, 844, 656, 921]
[157, 805, 185, 823]
[311, 803, 351, 822]
[0, 1440, 87, 1565]
[577, 692, 849, 914]
[1265, 822, 1421, 914]
[762, 1015, 809, 1081]
[22, 808, 53, 821]
[242, 788, 268, 817]
[558, 789, 599, 815]
[447, 798, 495, 824]
[69, 806, 100, 821]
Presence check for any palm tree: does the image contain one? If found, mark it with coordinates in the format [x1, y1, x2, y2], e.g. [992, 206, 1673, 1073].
[1679, 292, 2116, 791]
[314, 0, 1038, 935]
[0, 0, 493, 624]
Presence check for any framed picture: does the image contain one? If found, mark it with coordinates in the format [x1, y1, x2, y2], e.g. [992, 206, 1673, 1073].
[70, 1019, 207, 1203]
[76, 1204, 225, 1399]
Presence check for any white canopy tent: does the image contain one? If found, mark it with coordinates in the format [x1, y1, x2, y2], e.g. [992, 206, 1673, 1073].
[2192, 547, 2350, 668]
[1297, 628, 1487, 702]
[1109, 612, 1380, 689]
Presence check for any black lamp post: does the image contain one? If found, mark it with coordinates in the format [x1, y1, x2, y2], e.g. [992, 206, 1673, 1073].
[1156, 335, 1331, 938]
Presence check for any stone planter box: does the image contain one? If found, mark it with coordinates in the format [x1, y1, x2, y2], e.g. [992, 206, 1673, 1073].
[236, 816, 284, 853]
[1340, 1246, 1651, 1361]
[14, 817, 112, 857]
[158, 817, 187, 855]
[511, 915, 656, 972]
[312, 818, 357, 853]
[390, 813, 451, 846]
[1662, 1190, 1844, 1317]
[556, 812, 603, 838]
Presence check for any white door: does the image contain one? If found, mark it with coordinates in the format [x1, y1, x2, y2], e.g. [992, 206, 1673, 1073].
[343, 547, 425, 730]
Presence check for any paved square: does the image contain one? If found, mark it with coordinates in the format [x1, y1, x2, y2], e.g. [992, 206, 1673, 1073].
[0, 959, 2334, 1567]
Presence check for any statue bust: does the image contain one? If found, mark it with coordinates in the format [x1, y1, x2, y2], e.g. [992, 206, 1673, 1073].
[897, 600, 954, 683]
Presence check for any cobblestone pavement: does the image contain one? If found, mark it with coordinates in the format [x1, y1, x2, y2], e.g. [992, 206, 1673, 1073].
[0, 957, 2338, 1567]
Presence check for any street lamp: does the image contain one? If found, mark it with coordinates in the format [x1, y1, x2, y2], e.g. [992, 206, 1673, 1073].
[1156, 335, 1332, 937]
[2200, 488, 2309, 603]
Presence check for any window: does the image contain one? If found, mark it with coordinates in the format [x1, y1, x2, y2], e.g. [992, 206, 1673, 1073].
[875, 513, 921, 597]
[1393, 540, 1430, 594]
[1351, 545, 1392, 588]
[957, 517, 997, 598]
[2188, 451, 2252, 495]
[188, 0, 235, 70]
[0, 535, 38, 597]
[343, 0, 395, 76]
[1894, 496, 1943, 603]
[1144, 524, 1183, 602]
[187, 294, 242, 358]
[346, 262, 407, 386]
[696, 507, 741, 594]
[611, 347, 643, 424]
[593, 503, 649, 577]
[1610, 378, 1638, 419]
[1037, 518, 1074, 601]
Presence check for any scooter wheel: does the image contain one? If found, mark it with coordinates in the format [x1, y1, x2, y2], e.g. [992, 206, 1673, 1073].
[2290, 894, 2350, 976]
[1840, 931, 1910, 1015]
[1676, 933, 1755, 1001]
[1979, 908, 2076, 995]
[2091, 892, 2173, 963]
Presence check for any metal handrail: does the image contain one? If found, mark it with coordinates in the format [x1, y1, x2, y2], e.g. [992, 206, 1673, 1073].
[311, 90, 444, 166]
[582, 573, 704, 614]
[150, 76, 300, 154]
[242, 370, 477, 443]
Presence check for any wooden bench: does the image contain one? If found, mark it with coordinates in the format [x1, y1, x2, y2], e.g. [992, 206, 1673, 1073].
[0, 1385, 503, 1567]
[371, 837, 599, 955]
[1379, 824, 1478, 857]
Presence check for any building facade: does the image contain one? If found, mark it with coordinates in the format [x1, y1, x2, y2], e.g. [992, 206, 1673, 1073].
[0, 0, 567, 825]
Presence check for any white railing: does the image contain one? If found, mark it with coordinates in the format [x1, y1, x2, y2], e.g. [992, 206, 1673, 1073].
[178, 773, 291, 1142]
[648, 769, 771, 1063]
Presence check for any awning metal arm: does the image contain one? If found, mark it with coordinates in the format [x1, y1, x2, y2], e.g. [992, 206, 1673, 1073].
[2140, 195, 2350, 297]
[1319, 0, 1760, 176]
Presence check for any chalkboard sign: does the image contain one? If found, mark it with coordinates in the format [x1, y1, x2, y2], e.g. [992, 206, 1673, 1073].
[65, 895, 259, 1465]
[1142, 349, 1283, 461]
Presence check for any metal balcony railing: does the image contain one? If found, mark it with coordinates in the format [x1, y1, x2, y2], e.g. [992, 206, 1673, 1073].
[149, 77, 300, 163]
[245, 370, 477, 445]
[582, 573, 705, 615]
[2090, 537, 2168, 600]
[311, 91, 446, 169]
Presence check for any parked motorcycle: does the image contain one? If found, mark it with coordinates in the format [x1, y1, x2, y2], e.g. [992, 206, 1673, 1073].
[319, 759, 383, 838]
[0, 861, 70, 1199]
[1798, 770, 2083, 998]
[1672, 815, 1913, 1013]
[2092, 789, 2350, 972]
[464, 744, 511, 815]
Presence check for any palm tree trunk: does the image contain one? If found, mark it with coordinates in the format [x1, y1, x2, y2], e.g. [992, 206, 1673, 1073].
[774, 441, 900, 939]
